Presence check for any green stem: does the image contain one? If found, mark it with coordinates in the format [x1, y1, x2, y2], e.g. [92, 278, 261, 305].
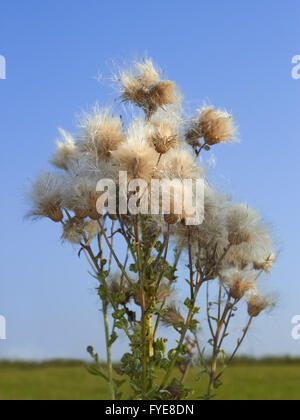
[103, 300, 115, 400]
[109, 220, 115, 272]
[206, 293, 232, 399]
[214, 317, 253, 383]
[160, 306, 194, 390]
[153, 298, 167, 341]
[97, 221, 133, 286]
[160, 281, 203, 390]
[134, 216, 148, 392]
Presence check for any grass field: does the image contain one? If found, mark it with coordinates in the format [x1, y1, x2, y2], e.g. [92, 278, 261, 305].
[0, 359, 299, 400]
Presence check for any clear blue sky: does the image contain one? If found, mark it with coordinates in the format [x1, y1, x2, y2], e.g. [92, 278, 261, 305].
[1, 0, 300, 360]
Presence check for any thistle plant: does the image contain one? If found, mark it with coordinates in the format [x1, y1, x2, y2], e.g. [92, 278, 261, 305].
[27, 59, 277, 400]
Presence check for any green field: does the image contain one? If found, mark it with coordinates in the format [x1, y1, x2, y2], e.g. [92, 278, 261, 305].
[0, 360, 299, 400]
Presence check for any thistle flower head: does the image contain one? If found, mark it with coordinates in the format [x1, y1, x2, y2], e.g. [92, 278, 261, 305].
[254, 253, 277, 273]
[227, 204, 259, 246]
[27, 173, 64, 222]
[221, 268, 256, 300]
[119, 59, 178, 118]
[112, 119, 159, 183]
[150, 123, 178, 155]
[51, 128, 78, 170]
[121, 59, 161, 90]
[174, 186, 230, 261]
[186, 106, 237, 147]
[84, 220, 99, 246]
[62, 217, 85, 244]
[61, 217, 99, 245]
[225, 204, 275, 269]
[246, 293, 273, 317]
[63, 174, 101, 220]
[78, 109, 125, 162]
[161, 148, 203, 181]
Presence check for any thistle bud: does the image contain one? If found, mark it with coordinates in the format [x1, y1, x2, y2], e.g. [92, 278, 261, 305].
[87, 346, 94, 355]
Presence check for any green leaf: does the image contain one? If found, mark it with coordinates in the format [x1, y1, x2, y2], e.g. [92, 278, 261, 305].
[86, 365, 108, 382]
[109, 331, 118, 346]
[214, 379, 223, 389]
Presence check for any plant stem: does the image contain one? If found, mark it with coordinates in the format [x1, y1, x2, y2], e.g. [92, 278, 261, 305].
[82, 232, 116, 400]
[187, 227, 194, 299]
[81, 241, 132, 341]
[160, 280, 203, 390]
[103, 299, 115, 400]
[156, 223, 171, 289]
[134, 216, 148, 392]
[153, 297, 167, 341]
[109, 220, 115, 271]
[215, 316, 253, 383]
[98, 221, 133, 286]
[206, 293, 231, 399]
[160, 307, 194, 390]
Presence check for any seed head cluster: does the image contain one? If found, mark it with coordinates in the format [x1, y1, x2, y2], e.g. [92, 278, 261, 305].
[27, 58, 276, 335]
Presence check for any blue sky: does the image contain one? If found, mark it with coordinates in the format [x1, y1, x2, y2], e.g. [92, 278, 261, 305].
[1, 0, 300, 360]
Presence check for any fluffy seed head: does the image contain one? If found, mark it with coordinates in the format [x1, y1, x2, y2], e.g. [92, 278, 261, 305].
[150, 122, 178, 154]
[51, 129, 77, 170]
[174, 185, 230, 262]
[162, 304, 184, 328]
[227, 205, 261, 245]
[63, 175, 99, 220]
[119, 60, 178, 118]
[61, 218, 99, 245]
[247, 294, 271, 317]
[79, 109, 125, 161]
[62, 217, 86, 244]
[225, 204, 275, 269]
[28, 173, 64, 223]
[186, 107, 237, 146]
[254, 253, 277, 273]
[161, 148, 203, 181]
[221, 268, 256, 300]
[155, 280, 173, 303]
[112, 120, 159, 183]
[230, 278, 255, 300]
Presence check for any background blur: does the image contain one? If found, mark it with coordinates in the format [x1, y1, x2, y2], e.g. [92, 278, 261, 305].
[1, 0, 300, 362]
